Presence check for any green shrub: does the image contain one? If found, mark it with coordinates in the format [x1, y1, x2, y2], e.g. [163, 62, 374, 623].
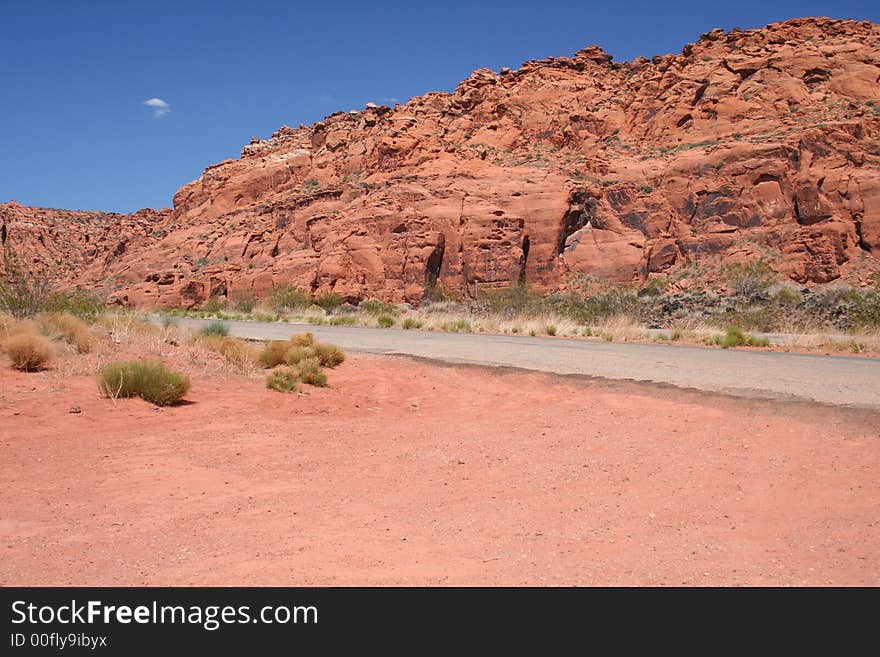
[545, 324, 557, 336]
[424, 283, 456, 303]
[269, 285, 311, 311]
[360, 299, 396, 315]
[377, 314, 395, 328]
[445, 319, 471, 333]
[285, 345, 318, 366]
[44, 290, 105, 320]
[725, 260, 775, 299]
[295, 357, 327, 387]
[639, 277, 669, 298]
[313, 342, 345, 367]
[3, 332, 54, 371]
[711, 326, 770, 349]
[266, 366, 300, 393]
[202, 320, 229, 337]
[483, 283, 544, 317]
[402, 317, 422, 330]
[202, 296, 226, 313]
[97, 360, 190, 406]
[850, 290, 880, 329]
[0, 250, 50, 318]
[329, 315, 356, 326]
[232, 292, 257, 313]
[314, 292, 344, 311]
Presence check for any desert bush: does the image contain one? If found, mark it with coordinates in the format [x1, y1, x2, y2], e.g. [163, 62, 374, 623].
[445, 319, 471, 333]
[483, 283, 544, 317]
[0, 250, 51, 318]
[269, 284, 311, 311]
[360, 299, 396, 315]
[402, 317, 422, 330]
[202, 320, 230, 337]
[725, 260, 775, 300]
[97, 359, 190, 406]
[850, 289, 880, 329]
[313, 342, 345, 367]
[259, 340, 291, 368]
[285, 344, 318, 365]
[424, 282, 457, 303]
[266, 366, 300, 393]
[377, 314, 395, 328]
[39, 312, 93, 353]
[710, 326, 770, 349]
[192, 334, 259, 369]
[232, 292, 257, 313]
[639, 276, 670, 298]
[545, 324, 557, 336]
[3, 332, 54, 371]
[44, 290, 104, 319]
[290, 332, 315, 347]
[314, 292, 344, 311]
[202, 296, 227, 313]
[294, 357, 327, 387]
[329, 315, 356, 326]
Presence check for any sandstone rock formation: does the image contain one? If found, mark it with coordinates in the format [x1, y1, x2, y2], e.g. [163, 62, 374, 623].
[3, 17, 879, 307]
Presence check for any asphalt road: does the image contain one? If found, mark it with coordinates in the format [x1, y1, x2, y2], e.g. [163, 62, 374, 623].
[174, 317, 880, 410]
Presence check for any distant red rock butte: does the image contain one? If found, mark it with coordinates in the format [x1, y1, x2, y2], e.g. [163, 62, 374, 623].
[2, 17, 879, 307]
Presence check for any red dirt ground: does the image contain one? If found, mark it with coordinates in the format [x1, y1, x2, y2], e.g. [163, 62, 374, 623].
[1, 354, 878, 586]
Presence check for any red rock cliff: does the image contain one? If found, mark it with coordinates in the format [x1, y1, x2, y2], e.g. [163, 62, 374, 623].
[3, 17, 880, 306]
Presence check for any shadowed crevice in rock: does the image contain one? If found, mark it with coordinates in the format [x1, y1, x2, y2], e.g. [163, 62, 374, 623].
[519, 234, 530, 283]
[425, 235, 445, 289]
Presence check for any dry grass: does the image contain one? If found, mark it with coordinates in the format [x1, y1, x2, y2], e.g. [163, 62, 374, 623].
[188, 333, 260, 373]
[38, 312, 95, 353]
[3, 332, 55, 371]
[777, 330, 880, 354]
[591, 315, 648, 342]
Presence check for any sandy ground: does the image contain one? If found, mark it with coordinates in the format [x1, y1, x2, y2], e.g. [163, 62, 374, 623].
[1, 354, 878, 586]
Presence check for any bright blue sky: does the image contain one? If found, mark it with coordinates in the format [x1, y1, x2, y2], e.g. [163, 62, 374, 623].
[2, 1, 877, 213]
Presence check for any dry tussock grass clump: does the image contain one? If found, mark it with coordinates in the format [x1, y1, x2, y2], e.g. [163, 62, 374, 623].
[3, 332, 55, 371]
[261, 332, 342, 392]
[98, 359, 190, 406]
[97, 314, 172, 355]
[258, 340, 292, 368]
[312, 342, 346, 367]
[38, 312, 94, 353]
[189, 333, 260, 372]
[592, 315, 648, 342]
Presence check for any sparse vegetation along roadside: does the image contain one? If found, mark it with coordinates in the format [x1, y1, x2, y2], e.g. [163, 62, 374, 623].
[148, 264, 880, 353]
[258, 331, 345, 392]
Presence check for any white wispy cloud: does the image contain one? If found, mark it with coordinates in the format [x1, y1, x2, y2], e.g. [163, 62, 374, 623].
[143, 97, 170, 119]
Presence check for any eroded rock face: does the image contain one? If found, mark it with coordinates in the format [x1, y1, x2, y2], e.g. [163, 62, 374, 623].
[0, 202, 170, 292]
[3, 17, 879, 307]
